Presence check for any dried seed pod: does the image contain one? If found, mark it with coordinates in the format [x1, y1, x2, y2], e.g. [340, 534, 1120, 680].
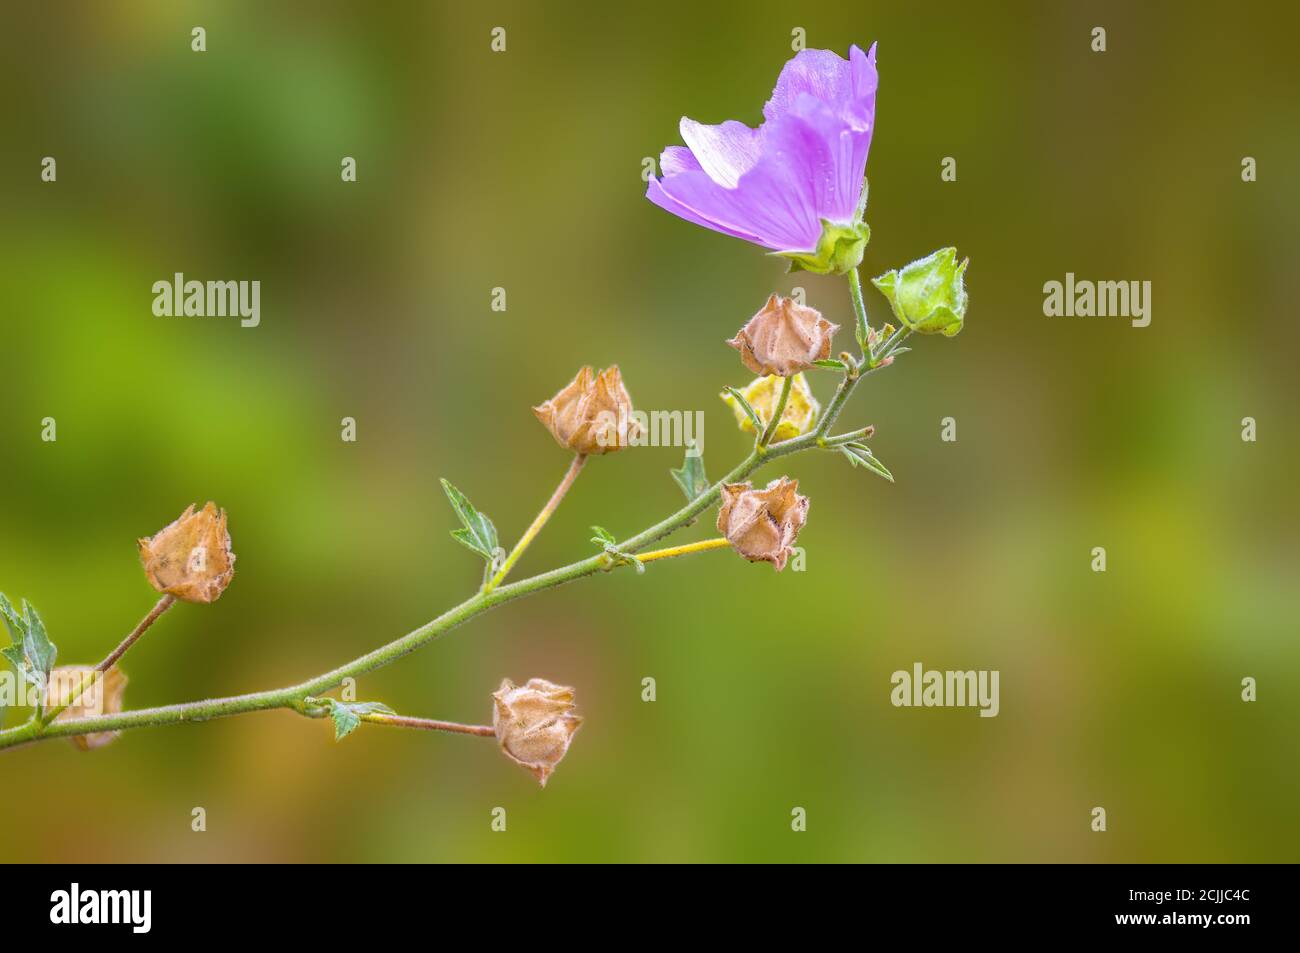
[727, 294, 839, 376]
[716, 477, 809, 571]
[138, 502, 235, 604]
[533, 366, 641, 455]
[492, 677, 583, 787]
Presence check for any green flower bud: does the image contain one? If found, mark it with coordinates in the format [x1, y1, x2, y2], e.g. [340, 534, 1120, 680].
[774, 219, 871, 276]
[872, 247, 969, 337]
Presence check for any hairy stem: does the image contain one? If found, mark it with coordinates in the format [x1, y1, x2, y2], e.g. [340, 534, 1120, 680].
[638, 537, 731, 563]
[757, 374, 792, 449]
[875, 325, 912, 364]
[0, 441, 796, 750]
[486, 453, 586, 592]
[819, 425, 875, 448]
[848, 265, 870, 353]
[0, 310, 896, 753]
[359, 713, 496, 737]
[41, 594, 177, 725]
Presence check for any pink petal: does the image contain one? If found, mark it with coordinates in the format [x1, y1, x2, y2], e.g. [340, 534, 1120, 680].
[645, 175, 770, 245]
[678, 117, 762, 188]
[763, 49, 855, 123]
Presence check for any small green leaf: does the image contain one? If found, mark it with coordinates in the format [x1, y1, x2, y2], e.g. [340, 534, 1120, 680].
[669, 450, 709, 502]
[0, 593, 24, 644]
[0, 596, 57, 695]
[440, 478, 499, 562]
[606, 549, 645, 574]
[330, 705, 360, 740]
[326, 699, 394, 741]
[840, 443, 894, 483]
[0, 645, 25, 675]
[723, 387, 764, 433]
[23, 602, 55, 674]
[590, 532, 645, 574]
[812, 359, 847, 370]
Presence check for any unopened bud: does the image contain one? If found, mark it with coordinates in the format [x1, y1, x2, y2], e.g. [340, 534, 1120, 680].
[872, 248, 968, 337]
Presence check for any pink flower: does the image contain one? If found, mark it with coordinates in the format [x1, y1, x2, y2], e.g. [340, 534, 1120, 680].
[647, 44, 878, 269]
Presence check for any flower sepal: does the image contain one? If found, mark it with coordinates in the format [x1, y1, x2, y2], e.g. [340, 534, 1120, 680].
[774, 219, 871, 276]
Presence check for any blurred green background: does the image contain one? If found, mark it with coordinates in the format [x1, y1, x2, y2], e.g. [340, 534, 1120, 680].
[1, 0, 1296, 863]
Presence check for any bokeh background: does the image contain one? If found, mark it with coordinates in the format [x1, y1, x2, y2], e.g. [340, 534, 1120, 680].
[1, 0, 1296, 863]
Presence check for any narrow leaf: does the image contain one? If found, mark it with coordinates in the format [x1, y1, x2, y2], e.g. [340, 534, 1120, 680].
[812, 359, 847, 370]
[590, 525, 616, 546]
[724, 387, 764, 433]
[841, 443, 894, 483]
[440, 478, 499, 562]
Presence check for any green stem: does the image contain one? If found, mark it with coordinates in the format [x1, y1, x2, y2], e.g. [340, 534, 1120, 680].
[819, 425, 875, 449]
[41, 594, 176, 725]
[485, 453, 586, 592]
[358, 712, 496, 737]
[757, 374, 792, 449]
[875, 325, 912, 363]
[816, 369, 861, 437]
[848, 266, 870, 354]
[0, 344, 897, 754]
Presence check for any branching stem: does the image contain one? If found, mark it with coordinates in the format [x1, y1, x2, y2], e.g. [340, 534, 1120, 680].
[638, 537, 731, 563]
[0, 279, 900, 754]
[757, 374, 792, 449]
[40, 594, 177, 725]
[486, 453, 586, 592]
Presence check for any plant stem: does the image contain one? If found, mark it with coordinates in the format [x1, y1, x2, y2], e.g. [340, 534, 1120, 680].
[0, 350, 899, 754]
[41, 594, 177, 725]
[816, 368, 860, 437]
[848, 266, 870, 353]
[819, 425, 875, 448]
[359, 712, 496, 737]
[101, 594, 176, 673]
[485, 453, 586, 592]
[758, 375, 792, 449]
[638, 537, 731, 563]
[875, 325, 912, 362]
